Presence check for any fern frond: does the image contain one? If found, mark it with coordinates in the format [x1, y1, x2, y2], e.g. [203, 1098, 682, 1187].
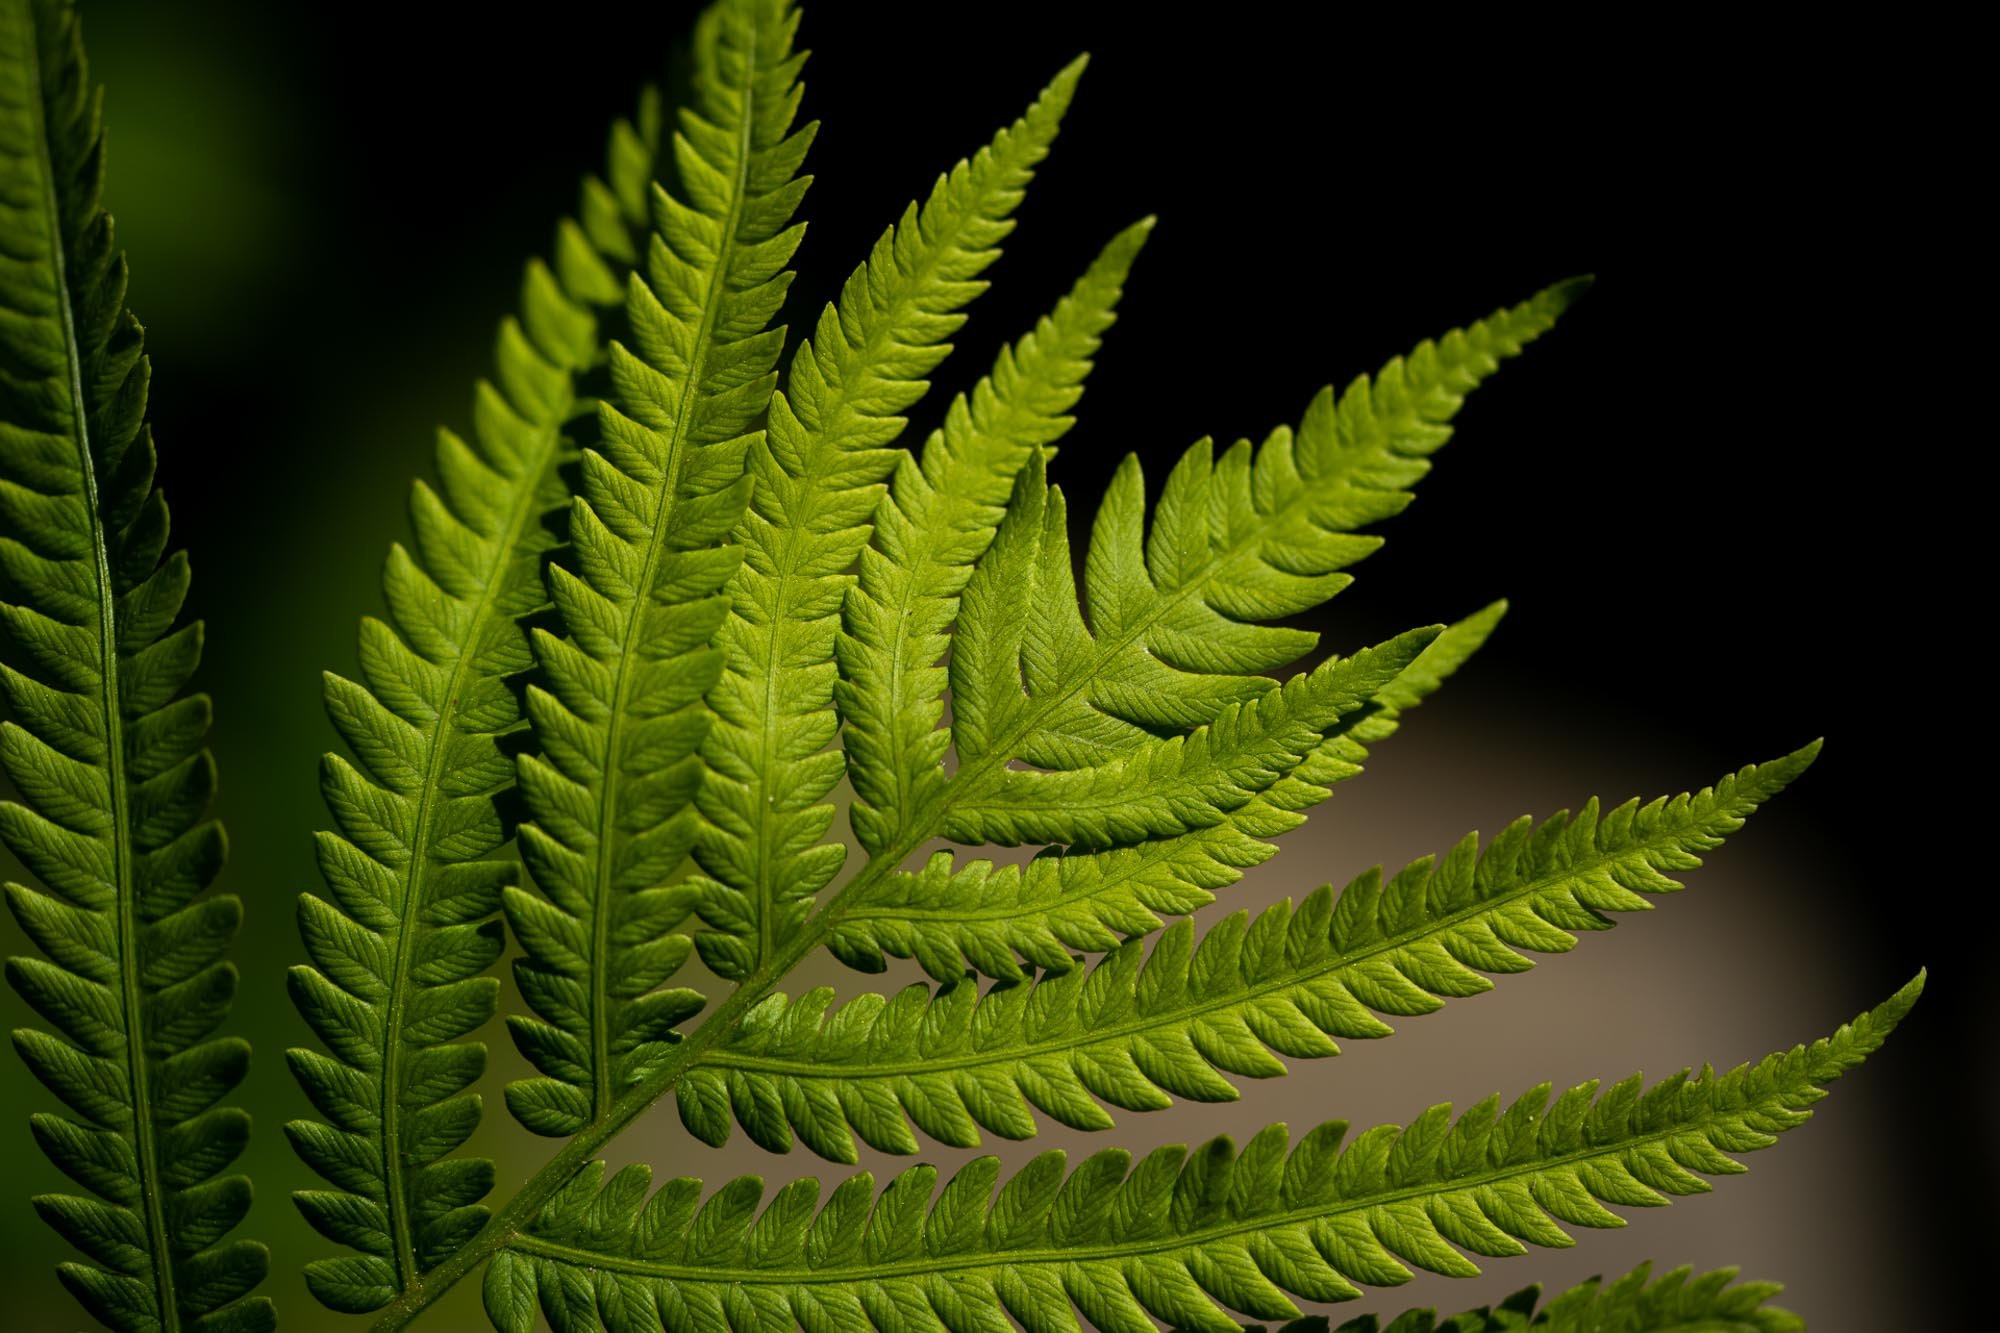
[506, 0, 811, 1138]
[0, 1, 270, 1327]
[482, 977, 1917, 1333]
[284, 58, 668, 1323]
[835, 217, 1152, 856]
[943, 282, 1583, 793]
[690, 59, 1086, 982]
[1281, 1260, 1798, 1332]
[830, 602, 1506, 982]
[695, 749, 1816, 1159]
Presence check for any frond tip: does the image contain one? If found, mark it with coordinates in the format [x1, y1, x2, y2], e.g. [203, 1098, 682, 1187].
[484, 978, 1917, 1333]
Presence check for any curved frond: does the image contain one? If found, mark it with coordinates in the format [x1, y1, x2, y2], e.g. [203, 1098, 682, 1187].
[691, 59, 1086, 982]
[696, 748, 1818, 1159]
[484, 977, 1917, 1333]
[506, 0, 811, 1138]
[283, 61, 668, 1322]
[831, 602, 1506, 981]
[0, 1, 270, 1327]
[836, 218, 1152, 856]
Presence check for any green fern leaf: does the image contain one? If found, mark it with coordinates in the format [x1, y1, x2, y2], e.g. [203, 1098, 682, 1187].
[272, 1, 1915, 1324]
[0, 1, 271, 1327]
[283, 57, 668, 1324]
[835, 217, 1152, 856]
[690, 58, 1085, 982]
[696, 748, 1816, 1159]
[831, 602, 1506, 982]
[1268, 1259, 1798, 1332]
[506, 0, 811, 1137]
[484, 977, 1916, 1333]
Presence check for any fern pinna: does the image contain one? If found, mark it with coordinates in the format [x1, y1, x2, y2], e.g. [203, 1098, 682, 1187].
[0, 1, 271, 1329]
[283, 0, 1915, 1329]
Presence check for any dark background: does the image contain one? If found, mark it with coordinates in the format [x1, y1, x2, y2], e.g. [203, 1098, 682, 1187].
[1, 2, 1980, 1327]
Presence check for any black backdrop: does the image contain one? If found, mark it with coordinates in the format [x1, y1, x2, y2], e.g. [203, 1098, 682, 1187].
[28, 0, 1987, 1320]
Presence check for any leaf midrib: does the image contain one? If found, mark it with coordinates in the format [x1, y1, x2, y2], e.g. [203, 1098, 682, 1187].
[710, 808, 1735, 1082]
[19, 9, 180, 1327]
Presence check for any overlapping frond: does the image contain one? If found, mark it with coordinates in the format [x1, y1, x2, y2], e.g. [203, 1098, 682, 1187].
[0, 1, 270, 1327]
[836, 218, 1152, 855]
[1273, 1260, 1798, 1333]
[831, 602, 1506, 981]
[284, 64, 667, 1322]
[482, 978, 1917, 1333]
[690, 59, 1086, 982]
[696, 749, 1817, 1159]
[506, 0, 812, 1138]
[943, 282, 1584, 799]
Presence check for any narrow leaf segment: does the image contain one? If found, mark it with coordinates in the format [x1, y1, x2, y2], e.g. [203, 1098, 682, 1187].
[506, 0, 812, 1137]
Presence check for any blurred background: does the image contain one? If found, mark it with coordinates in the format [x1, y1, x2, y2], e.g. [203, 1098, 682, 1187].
[0, 2, 1981, 1328]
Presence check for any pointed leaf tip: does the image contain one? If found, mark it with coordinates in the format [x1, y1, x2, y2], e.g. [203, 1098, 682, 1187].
[1548, 273, 1596, 308]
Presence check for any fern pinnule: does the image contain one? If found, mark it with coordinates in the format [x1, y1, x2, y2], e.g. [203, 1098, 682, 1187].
[483, 977, 1919, 1333]
[690, 57, 1087, 983]
[505, 0, 812, 1140]
[695, 747, 1820, 1160]
[280, 50, 671, 1314]
[0, 1, 271, 1327]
